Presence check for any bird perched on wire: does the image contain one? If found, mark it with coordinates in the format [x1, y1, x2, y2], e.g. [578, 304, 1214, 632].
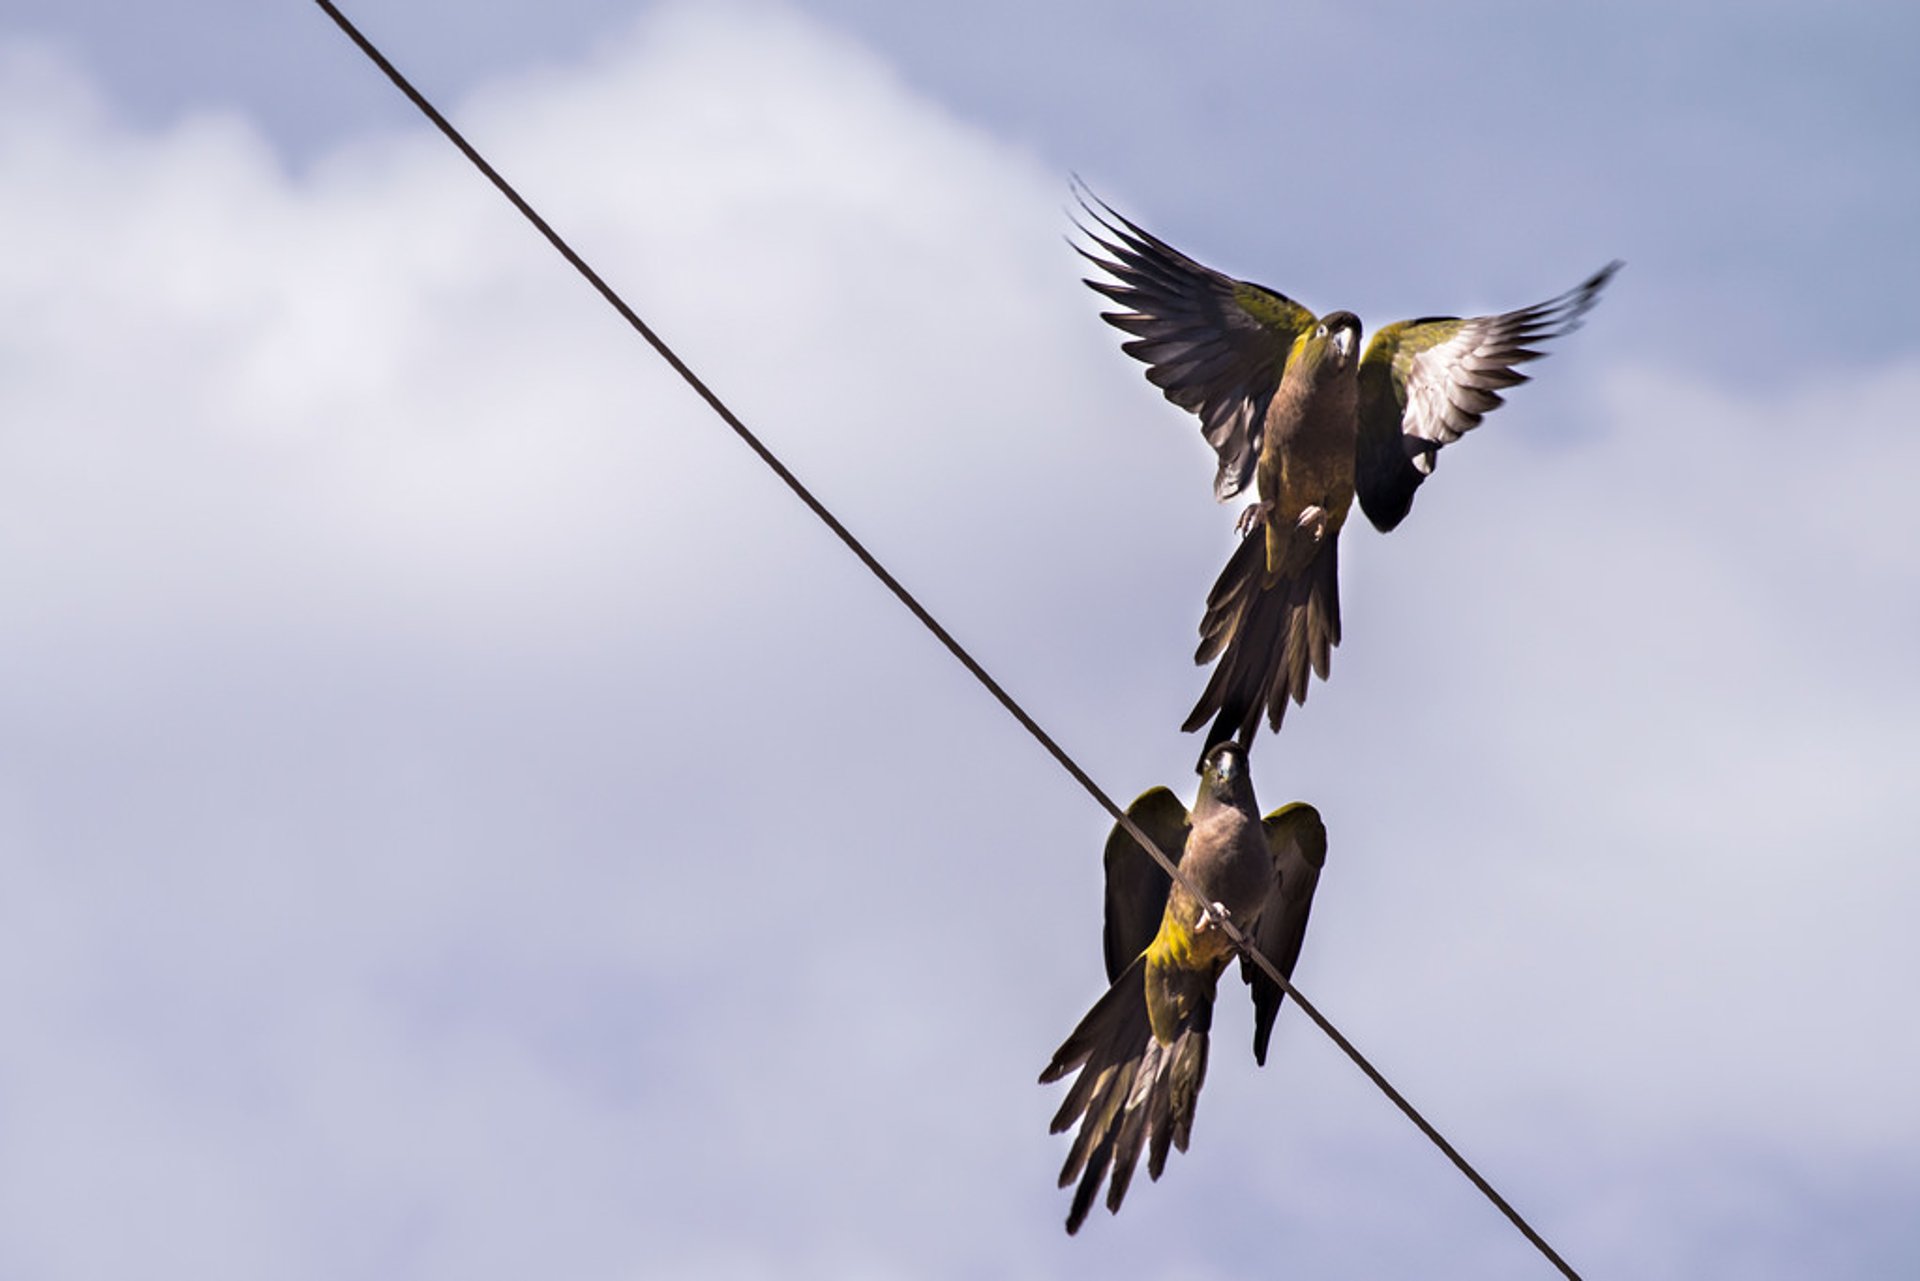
[1074, 185, 1620, 752]
[1040, 741, 1326, 1233]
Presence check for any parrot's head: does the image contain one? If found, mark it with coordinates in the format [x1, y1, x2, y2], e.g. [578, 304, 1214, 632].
[1195, 741, 1257, 815]
[1289, 312, 1362, 386]
[1317, 311, 1361, 366]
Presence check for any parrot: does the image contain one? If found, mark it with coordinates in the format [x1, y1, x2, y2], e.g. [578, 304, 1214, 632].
[1040, 741, 1326, 1233]
[1074, 186, 1620, 753]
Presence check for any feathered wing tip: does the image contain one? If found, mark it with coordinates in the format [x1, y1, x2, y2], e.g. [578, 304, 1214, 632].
[1536, 259, 1624, 338]
[1440, 260, 1623, 365]
[1064, 175, 1210, 297]
[1183, 533, 1342, 755]
[1039, 958, 1216, 1234]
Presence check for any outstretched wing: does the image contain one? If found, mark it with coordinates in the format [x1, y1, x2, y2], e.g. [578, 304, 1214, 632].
[1242, 801, 1327, 1065]
[1355, 261, 1621, 532]
[1073, 183, 1318, 501]
[1101, 786, 1190, 983]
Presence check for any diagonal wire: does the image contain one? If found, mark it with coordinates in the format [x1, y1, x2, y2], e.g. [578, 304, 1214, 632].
[307, 3, 1581, 1275]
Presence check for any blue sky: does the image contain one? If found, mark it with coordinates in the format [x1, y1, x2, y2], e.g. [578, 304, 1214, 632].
[2, 2, 1917, 1277]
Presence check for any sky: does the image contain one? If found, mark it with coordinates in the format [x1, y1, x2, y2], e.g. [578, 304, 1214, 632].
[2, 1, 1917, 1277]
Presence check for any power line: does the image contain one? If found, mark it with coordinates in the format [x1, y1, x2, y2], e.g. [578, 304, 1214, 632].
[307, 4, 1582, 1275]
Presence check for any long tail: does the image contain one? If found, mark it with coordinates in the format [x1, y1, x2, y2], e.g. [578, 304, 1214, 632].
[1039, 956, 1214, 1234]
[1183, 531, 1341, 753]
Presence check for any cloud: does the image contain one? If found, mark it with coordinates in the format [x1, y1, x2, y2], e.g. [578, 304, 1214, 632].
[1, 4, 1916, 1278]
[0, 7, 1182, 1277]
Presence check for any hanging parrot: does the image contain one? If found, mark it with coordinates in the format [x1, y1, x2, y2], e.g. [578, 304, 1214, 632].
[1075, 186, 1620, 752]
[1040, 741, 1326, 1233]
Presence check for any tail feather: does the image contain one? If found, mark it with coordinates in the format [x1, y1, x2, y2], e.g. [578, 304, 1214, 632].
[1146, 1006, 1209, 1179]
[1040, 957, 1215, 1234]
[1193, 532, 1263, 663]
[1183, 531, 1341, 752]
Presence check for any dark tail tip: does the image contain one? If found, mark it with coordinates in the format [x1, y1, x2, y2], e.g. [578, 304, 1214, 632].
[1193, 709, 1241, 770]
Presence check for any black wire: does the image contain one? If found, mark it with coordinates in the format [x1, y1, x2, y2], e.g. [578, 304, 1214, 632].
[307, 4, 1582, 1275]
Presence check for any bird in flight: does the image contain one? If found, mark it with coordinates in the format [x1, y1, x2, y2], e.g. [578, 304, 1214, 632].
[1075, 186, 1620, 752]
[1040, 742, 1326, 1233]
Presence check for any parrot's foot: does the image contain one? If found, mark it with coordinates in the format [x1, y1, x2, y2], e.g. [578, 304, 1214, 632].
[1195, 900, 1233, 932]
[1235, 501, 1273, 538]
[1295, 504, 1329, 543]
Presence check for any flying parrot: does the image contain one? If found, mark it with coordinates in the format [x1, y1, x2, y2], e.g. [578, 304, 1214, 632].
[1075, 187, 1620, 752]
[1040, 742, 1326, 1233]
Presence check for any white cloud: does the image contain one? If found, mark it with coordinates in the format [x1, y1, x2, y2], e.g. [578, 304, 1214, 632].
[1, 4, 1916, 1278]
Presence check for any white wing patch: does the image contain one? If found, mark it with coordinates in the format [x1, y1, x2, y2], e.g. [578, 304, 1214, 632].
[1405, 323, 1488, 448]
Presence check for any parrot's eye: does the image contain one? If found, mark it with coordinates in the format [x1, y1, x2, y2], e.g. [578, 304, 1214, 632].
[1315, 323, 1327, 338]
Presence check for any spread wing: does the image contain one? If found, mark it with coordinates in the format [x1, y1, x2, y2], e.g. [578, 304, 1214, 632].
[1242, 801, 1327, 1065]
[1101, 786, 1190, 982]
[1354, 261, 1621, 532]
[1073, 183, 1317, 501]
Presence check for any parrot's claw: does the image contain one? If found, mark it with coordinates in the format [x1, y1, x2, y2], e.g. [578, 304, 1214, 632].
[1296, 504, 1329, 543]
[1235, 501, 1273, 538]
[1196, 900, 1232, 932]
